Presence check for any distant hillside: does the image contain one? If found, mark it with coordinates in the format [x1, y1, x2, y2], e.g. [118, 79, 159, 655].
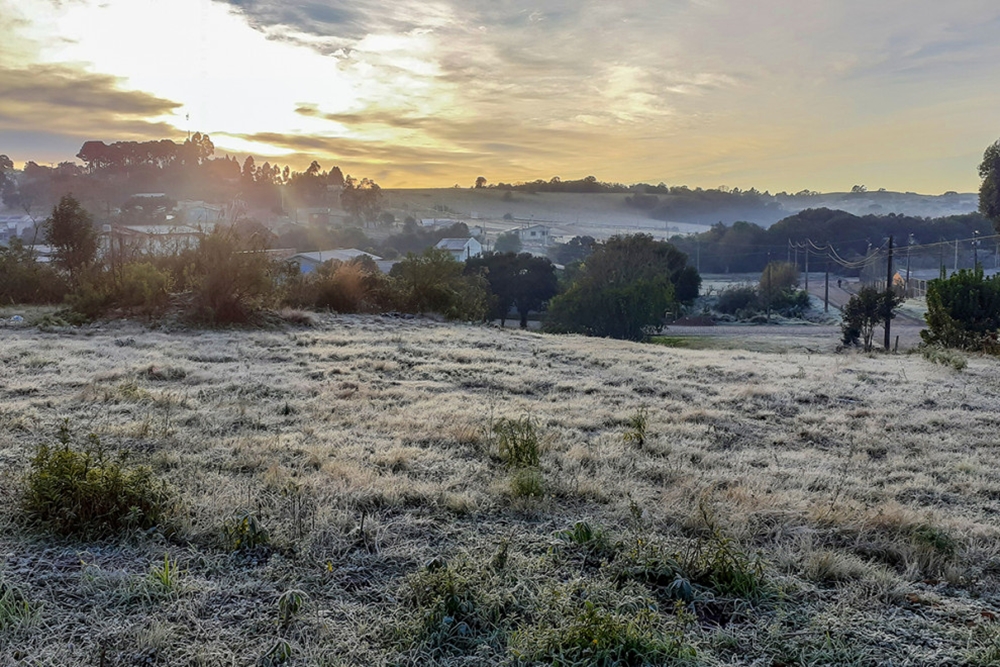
[381, 188, 979, 242]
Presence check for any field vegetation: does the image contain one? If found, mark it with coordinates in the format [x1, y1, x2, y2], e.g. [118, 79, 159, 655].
[1, 315, 1000, 665]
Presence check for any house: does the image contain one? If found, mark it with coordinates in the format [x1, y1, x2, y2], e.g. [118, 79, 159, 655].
[100, 224, 203, 257]
[290, 248, 382, 274]
[0, 215, 36, 243]
[515, 224, 552, 247]
[435, 237, 483, 261]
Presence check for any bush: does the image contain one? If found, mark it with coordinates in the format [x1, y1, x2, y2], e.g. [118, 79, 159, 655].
[921, 268, 1000, 351]
[117, 262, 173, 317]
[184, 228, 278, 324]
[390, 248, 488, 320]
[0, 238, 68, 304]
[22, 430, 170, 538]
[841, 286, 902, 352]
[715, 284, 759, 315]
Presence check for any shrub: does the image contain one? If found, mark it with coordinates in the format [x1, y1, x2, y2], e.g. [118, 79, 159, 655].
[715, 284, 758, 315]
[0, 238, 68, 304]
[920, 345, 968, 371]
[509, 467, 545, 498]
[22, 432, 170, 538]
[390, 248, 488, 320]
[117, 262, 173, 317]
[184, 228, 278, 324]
[841, 286, 902, 352]
[222, 510, 270, 551]
[921, 267, 1000, 351]
[492, 416, 540, 469]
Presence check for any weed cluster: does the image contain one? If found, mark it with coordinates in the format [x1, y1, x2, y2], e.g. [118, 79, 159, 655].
[222, 510, 271, 551]
[21, 426, 170, 538]
[920, 344, 968, 371]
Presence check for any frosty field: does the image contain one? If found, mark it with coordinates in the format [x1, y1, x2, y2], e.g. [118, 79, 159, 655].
[1, 315, 999, 666]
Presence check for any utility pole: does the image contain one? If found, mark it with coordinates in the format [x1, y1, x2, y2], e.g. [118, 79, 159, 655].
[696, 237, 700, 273]
[824, 262, 830, 313]
[905, 234, 913, 297]
[804, 247, 809, 292]
[766, 251, 772, 323]
[884, 236, 893, 351]
[954, 239, 958, 272]
[973, 230, 980, 270]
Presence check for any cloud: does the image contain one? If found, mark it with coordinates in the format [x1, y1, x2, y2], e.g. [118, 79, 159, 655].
[0, 63, 181, 138]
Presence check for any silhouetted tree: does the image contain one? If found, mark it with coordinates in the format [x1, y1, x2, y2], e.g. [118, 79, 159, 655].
[979, 139, 1000, 233]
[44, 195, 97, 283]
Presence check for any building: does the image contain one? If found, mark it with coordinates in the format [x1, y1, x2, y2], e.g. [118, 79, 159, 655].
[290, 248, 382, 274]
[435, 237, 483, 261]
[515, 224, 552, 248]
[103, 224, 204, 255]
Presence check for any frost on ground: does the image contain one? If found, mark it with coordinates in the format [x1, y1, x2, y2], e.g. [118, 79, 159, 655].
[1, 315, 999, 665]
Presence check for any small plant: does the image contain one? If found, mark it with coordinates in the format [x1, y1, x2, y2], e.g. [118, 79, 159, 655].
[510, 599, 697, 666]
[149, 553, 182, 592]
[258, 639, 293, 666]
[493, 415, 540, 469]
[21, 428, 170, 538]
[684, 529, 766, 600]
[556, 521, 619, 563]
[277, 589, 307, 628]
[222, 510, 270, 551]
[622, 407, 649, 448]
[920, 345, 968, 371]
[0, 581, 37, 631]
[509, 467, 545, 498]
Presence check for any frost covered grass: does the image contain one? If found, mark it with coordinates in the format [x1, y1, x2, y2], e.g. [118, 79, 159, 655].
[1, 314, 999, 665]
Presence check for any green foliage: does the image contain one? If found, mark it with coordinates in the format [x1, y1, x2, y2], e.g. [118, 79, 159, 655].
[21, 429, 170, 538]
[509, 467, 545, 498]
[841, 285, 902, 352]
[547, 275, 675, 341]
[466, 252, 559, 327]
[258, 639, 293, 666]
[117, 262, 173, 317]
[980, 139, 1000, 233]
[0, 581, 38, 631]
[920, 345, 968, 371]
[545, 234, 697, 340]
[494, 231, 522, 254]
[921, 267, 1000, 351]
[148, 553, 182, 593]
[0, 238, 68, 304]
[185, 228, 278, 324]
[510, 600, 696, 666]
[44, 194, 98, 282]
[390, 247, 488, 320]
[277, 589, 307, 628]
[758, 261, 798, 310]
[683, 529, 766, 600]
[715, 283, 759, 315]
[492, 415, 540, 469]
[622, 408, 649, 448]
[222, 510, 270, 551]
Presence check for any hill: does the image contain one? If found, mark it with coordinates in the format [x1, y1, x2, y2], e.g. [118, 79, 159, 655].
[2, 315, 999, 664]
[380, 188, 979, 243]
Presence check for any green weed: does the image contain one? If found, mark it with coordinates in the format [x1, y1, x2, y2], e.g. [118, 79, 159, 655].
[222, 510, 270, 551]
[0, 581, 38, 631]
[148, 553, 182, 593]
[21, 428, 170, 538]
[622, 407, 649, 448]
[493, 415, 541, 469]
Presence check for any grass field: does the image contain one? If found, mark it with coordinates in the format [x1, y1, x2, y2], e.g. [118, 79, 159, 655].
[2, 315, 999, 665]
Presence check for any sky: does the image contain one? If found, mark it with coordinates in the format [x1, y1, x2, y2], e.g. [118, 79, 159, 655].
[1, 0, 999, 192]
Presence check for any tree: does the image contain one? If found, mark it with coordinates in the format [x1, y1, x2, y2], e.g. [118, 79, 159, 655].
[44, 195, 98, 282]
[841, 286, 902, 352]
[475, 176, 487, 189]
[467, 252, 558, 327]
[494, 231, 521, 254]
[921, 267, 1000, 351]
[544, 234, 697, 341]
[758, 261, 799, 318]
[979, 139, 1000, 233]
[340, 176, 382, 224]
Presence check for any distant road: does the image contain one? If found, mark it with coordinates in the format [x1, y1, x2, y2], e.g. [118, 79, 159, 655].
[803, 276, 925, 326]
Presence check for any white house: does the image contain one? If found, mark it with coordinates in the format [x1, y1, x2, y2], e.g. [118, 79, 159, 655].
[291, 248, 382, 274]
[515, 224, 552, 247]
[435, 237, 483, 261]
